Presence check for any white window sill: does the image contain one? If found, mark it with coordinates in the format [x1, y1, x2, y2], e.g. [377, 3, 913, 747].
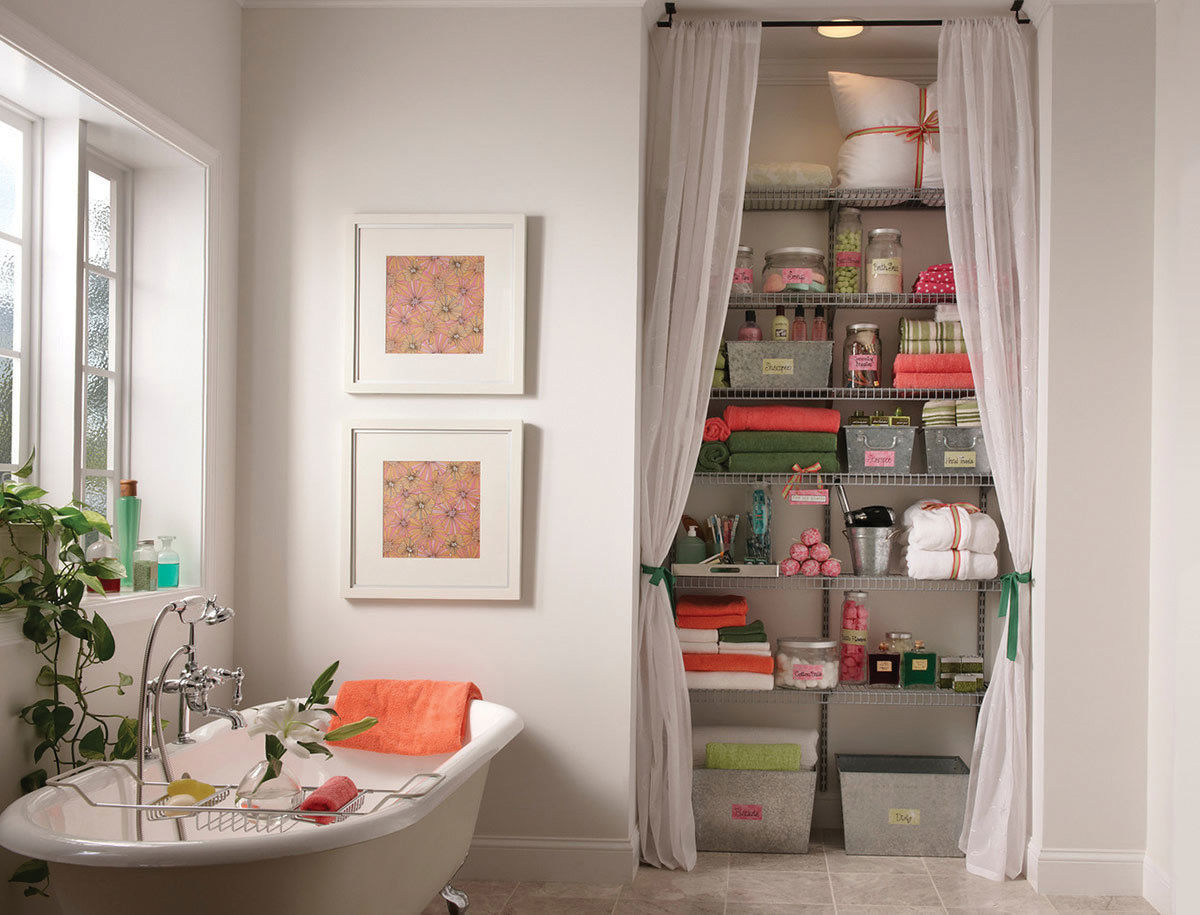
[0, 586, 203, 647]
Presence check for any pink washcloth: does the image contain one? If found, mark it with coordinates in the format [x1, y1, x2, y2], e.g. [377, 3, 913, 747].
[297, 775, 359, 825]
[703, 417, 731, 443]
[328, 679, 481, 756]
[894, 372, 976, 389]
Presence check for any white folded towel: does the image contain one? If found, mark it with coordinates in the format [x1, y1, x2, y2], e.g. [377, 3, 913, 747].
[680, 643, 718, 655]
[905, 546, 998, 580]
[676, 627, 717, 644]
[934, 303, 961, 323]
[685, 671, 775, 692]
[746, 161, 833, 189]
[692, 725, 820, 770]
[718, 641, 772, 655]
[904, 500, 1000, 554]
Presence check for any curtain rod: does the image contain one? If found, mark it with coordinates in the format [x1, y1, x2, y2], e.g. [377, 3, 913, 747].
[656, 1, 1031, 28]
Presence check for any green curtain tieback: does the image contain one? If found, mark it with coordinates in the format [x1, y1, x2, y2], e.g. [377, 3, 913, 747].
[641, 563, 677, 616]
[998, 570, 1032, 662]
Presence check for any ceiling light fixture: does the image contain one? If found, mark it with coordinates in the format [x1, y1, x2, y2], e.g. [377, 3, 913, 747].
[816, 18, 866, 39]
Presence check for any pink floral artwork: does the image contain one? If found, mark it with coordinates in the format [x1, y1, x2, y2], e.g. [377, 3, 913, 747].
[385, 255, 484, 355]
[382, 460, 481, 559]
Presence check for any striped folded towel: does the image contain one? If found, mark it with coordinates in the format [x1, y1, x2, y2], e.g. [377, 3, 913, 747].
[956, 397, 981, 427]
[899, 319, 967, 355]
[922, 399, 957, 427]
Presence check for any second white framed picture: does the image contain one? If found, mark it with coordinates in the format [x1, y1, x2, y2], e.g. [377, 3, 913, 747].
[346, 213, 526, 394]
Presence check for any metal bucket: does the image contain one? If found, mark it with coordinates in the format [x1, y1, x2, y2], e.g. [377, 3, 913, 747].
[843, 526, 898, 576]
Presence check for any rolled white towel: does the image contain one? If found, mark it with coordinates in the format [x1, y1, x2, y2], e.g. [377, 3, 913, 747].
[685, 671, 775, 692]
[692, 725, 820, 770]
[904, 546, 998, 580]
[904, 500, 999, 554]
[718, 642, 772, 655]
[746, 161, 834, 189]
[676, 627, 717, 644]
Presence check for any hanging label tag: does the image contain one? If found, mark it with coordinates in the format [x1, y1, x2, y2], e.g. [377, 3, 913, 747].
[732, 804, 763, 821]
[864, 450, 896, 468]
[943, 450, 977, 468]
[762, 358, 795, 376]
[888, 808, 921, 826]
[787, 489, 830, 506]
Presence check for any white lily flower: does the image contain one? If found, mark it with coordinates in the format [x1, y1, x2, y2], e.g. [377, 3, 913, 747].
[247, 699, 333, 759]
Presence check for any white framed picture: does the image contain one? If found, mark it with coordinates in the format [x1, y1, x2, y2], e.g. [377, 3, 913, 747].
[343, 419, 523, 600]
[346, 213, 526, 394]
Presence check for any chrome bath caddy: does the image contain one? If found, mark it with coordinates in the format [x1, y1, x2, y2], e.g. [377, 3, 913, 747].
[46, 760, 443, 836]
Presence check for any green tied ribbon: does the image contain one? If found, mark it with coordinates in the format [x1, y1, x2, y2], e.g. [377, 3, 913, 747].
[641, 563, 677, 617]
[998, 570, 1032, 662]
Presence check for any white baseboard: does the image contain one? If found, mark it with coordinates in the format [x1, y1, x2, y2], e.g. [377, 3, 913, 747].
[1143, 856, 1173, 914]
[1026, 843, 1146, 896]
[460, 833, 639, 884]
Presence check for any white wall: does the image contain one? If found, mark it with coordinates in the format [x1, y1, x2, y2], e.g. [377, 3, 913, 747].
[237, 6, 643, 883]
[1029, 1, 1154, 897]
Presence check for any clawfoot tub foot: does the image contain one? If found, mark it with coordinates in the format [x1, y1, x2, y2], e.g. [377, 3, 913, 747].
[441, 883, 469, 914]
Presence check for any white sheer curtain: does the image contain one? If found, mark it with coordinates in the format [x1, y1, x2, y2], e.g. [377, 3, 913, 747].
[938, 18, 1039, 881]
[637, 19, 760, 869]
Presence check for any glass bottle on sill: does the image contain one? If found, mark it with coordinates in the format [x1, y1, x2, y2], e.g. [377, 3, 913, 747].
[157, 535, 180, 589]
[132, 540, 158, 592]
[84, 533, 122, 594]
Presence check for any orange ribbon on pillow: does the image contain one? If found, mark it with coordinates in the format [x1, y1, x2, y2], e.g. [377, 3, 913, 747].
[844, 87, 939, 188]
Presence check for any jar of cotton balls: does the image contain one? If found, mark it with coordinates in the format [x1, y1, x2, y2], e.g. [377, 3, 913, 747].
[775, 638, 839, 690]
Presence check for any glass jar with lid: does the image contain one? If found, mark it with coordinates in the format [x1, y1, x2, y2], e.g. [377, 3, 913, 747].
[839, 591, 869, 685]
[774, 637, 839, 690]
[732, 245, 754, 295]
[763, 246, 828, 293]
[844, 323, 881, 388]
[886, 631, 914, 656]
[866, 228, 903, 293]
[834, 208, 864, 293]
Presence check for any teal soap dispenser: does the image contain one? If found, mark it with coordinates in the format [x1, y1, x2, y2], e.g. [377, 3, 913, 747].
[676, 525, 708, 565]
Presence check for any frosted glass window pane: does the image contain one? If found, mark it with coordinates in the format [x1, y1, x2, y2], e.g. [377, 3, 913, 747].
[83, 475, 108, 517]
[84, 373, 112, 471]
[0, 356, 12, 465]
[87, 171, 111, 270]
[0, 238, 17, 352]
[85, 271, 111, 369]
[0, 121, 22, 239]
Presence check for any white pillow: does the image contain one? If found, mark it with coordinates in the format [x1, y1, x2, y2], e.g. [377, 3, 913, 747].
[828, 71, 943, 189]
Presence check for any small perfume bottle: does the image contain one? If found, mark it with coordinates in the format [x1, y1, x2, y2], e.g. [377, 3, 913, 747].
[157, 535, 180, 589]
[811, 305, 828, 341]
[868, 640, 901, 688]
[902, 639, 938, 689]
[84, 533, 121, 593]
[790, 306, 808, 341]
[737, 310, 763, 341]
[132, 540, 159, 592]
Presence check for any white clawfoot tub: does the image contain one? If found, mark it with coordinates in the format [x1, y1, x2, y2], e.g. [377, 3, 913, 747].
[0, 698, 522, 915]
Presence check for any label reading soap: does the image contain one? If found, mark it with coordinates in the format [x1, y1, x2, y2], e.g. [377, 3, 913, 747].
[943, 450, 977, 468]
[793, 663, 823, 681]
[848, 354, 878, 372]
[732, 804, 763, 821]
[888, 808, 921, 826]
[864, 450, 895, 468]
[871, 257, 901, 278]
[762, 358, 795, 376]
[780, 267, 814, 287]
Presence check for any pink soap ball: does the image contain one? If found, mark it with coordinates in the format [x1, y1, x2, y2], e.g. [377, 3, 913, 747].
[779, 558, 801, 577]
[800, 559, 821, 577]
[820, 558, 842, 577]
[800, 528, 822, 546]
[789, 542, 810, 562]
[810, 543, 832, 562]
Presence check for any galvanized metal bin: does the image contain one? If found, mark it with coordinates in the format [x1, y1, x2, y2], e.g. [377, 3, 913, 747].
[727, 341, 834, 389]
[693, 767, 817, 854]
[843, 425, 917, 473]
[924, 426, 991, 474]
[837, 754, 968, 857]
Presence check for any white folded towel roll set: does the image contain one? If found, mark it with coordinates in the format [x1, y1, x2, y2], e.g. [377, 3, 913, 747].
[902, 498, 1000, 581]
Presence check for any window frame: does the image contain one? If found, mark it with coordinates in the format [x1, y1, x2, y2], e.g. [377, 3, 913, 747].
[77, 149, 132, 518]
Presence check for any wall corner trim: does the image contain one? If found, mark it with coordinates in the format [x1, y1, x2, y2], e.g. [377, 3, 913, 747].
[1143, 856, 1173, 915]
[1027, 843, 1147, 897]
[460, 833, 639, 884]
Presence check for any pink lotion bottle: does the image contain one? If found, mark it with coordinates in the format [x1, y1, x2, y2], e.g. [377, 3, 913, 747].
[738, 310, 763, 341]
[791, 306, 808, 341]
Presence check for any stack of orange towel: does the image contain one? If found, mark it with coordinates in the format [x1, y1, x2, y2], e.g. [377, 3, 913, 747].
[677, 595, 774, 691]
[892, 353, 975, 390]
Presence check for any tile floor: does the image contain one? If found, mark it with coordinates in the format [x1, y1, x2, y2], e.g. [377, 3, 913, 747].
[421, 831, 1158, 915]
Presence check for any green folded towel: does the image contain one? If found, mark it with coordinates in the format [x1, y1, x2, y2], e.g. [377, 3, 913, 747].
[899, 339, 939, 354]
[705, 742, 803, 772]
[718, 621, 767, 642]
[696, 441, 730, 473]
[728, 452, 841, 474]
[727, 431, 838, 454]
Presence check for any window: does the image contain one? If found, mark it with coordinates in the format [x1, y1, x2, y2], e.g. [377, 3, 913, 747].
[0, 105, 33, 471]
[79, 154, 128, 518]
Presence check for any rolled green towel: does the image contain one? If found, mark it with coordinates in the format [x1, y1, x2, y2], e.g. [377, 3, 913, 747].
[937, 321, 964, 341]
[705, 742, 803, 772]
[727, 431, 838, 454]
[728, 452, 841, 474]
[718, 620, 766, 639]
[696, 441, 730, 473]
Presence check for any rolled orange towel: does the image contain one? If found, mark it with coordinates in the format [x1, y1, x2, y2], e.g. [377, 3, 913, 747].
[676, 594, 749, 617]
[703, 417, 731, 443]
[723, 405, 841, 434]
[297, 775, 359, 825]
[683, 652, 774, 675]
[676, 614, 747, 629]
[328, 679, 481, 756]
[892, 353, 971, 374]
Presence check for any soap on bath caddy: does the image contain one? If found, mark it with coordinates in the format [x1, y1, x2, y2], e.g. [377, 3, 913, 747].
[162, 793, 198, 817]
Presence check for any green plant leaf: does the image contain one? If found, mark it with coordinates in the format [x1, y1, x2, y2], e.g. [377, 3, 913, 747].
[91, 613, 115, 661]
[302, 660, 340, 710]
[9, 857, 48, 884]
[32, 740, 53, 763]
[49, 705, 73, 741]
[298, 741, 333, 758]
[35, 664, 55, 687]
[21, 607, 51, 644]
[325, 716, 377, 742]
[78, 726, 107, 760]
[13, 484, 46, 500]
[77, 572, 107, 598]
[111, 717, 138, 759]
[58, 607, 92, 641]
[19, 769, 47, 794]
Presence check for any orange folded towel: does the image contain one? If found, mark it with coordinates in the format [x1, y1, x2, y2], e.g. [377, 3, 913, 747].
[677, 614, 747, 629]
[724, 405, 841, 434]
[676, 594, 749, 617]
[683, 652, 774, 675]
[328, 679, 481, 756]
[297, 775, 359, 825]
[894, 372, 975, 389]
[892, 353, 972, 374]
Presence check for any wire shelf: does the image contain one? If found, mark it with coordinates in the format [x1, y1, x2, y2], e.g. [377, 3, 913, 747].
[743, 186, 946, 211]
[692, 472, 992, 487]
[728, 292, 955, 310]
[688, 684, 986, 707]
[676, 574, 1002, 592]
[711, 387, 974, 400]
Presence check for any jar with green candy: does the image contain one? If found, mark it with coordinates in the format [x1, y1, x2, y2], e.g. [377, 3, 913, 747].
[834, 207, 863, 294]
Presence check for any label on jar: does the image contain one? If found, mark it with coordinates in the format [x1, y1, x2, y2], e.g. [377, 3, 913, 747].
[762, 358, 794, 376]
[793, 663, 824, 681]
[864, 450, 895, 468]
[875, 660, 894, 672]
[732, 267, 752, 284]
[870, 257, 901, 278]
[836, 251, 861, 267]
[911, 659, 930, 671]
[788, 488, 830, 506]
[841, 629, 867, 646]
[888, 808, 921, 826]
[732, 804, 763, 821]
[848, 354, 878, 371]
[943, 450, 977, 468]
[781, 267, 814, 286]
